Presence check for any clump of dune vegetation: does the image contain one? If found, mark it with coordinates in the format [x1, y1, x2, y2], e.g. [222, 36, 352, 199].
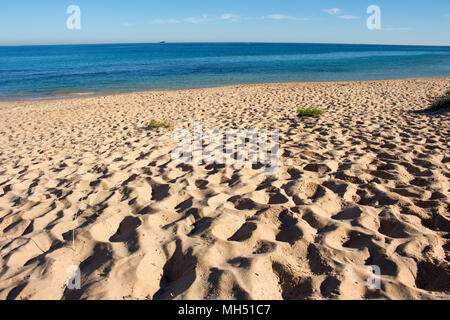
[426, 90, 450, 112]
[297, 107, 325, 118]
[147, 119, 173, 129]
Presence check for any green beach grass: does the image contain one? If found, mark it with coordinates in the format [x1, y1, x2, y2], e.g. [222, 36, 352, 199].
[297, 108, 325, 118]
[147, 119, 173, 129]
[427, 89, 450, 112]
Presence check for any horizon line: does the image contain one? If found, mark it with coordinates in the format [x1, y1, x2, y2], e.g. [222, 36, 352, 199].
[1, 41, 450, 48]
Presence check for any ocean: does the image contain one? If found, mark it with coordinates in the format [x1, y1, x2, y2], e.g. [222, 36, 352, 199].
[0, 42, 449, 100]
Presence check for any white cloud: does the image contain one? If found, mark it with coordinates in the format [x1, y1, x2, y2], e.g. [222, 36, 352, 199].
[152, 15, 216, 24]
[151, 19, 181, 24]
[220, 14, 240, 21]
[151, 13, 313, 24]
[323, 9, 358, 20]
[263, 14, 310, 21]
[265, 14, 294, 20]
[382, 27, 411, 31]
[323, 8, 340, 15]
[184, 15, 216, 23]
[122, 22, 135, 27]
[184, 17, 204, 23]
[338, 15, 358, 20]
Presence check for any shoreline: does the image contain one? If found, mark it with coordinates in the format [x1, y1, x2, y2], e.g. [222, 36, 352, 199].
[1, 76, 449, 105]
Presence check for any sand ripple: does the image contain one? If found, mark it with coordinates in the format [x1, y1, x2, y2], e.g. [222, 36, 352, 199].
[0, 78, 449, 300]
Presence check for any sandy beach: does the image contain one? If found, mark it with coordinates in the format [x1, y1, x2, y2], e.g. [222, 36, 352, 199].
[0, 77, 449, 300]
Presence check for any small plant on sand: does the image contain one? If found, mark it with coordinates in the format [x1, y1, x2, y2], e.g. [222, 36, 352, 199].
[147, 119, 173, 129]
[426, 90, 450, 112]
[297, 107, 325, 118]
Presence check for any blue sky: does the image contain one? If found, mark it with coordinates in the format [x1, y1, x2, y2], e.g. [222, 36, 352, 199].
[1, 0, 449, 46]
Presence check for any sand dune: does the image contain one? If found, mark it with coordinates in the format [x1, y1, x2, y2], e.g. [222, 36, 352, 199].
[0, 78, 449, 300]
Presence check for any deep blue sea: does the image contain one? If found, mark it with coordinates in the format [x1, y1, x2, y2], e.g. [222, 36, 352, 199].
[0, 43, 449, 100]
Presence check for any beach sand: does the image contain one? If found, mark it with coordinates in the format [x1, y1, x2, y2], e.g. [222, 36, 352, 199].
[0, 78, 449, 300]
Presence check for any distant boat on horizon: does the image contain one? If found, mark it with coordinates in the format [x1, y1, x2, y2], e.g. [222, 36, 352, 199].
[160, 41, 166, 44]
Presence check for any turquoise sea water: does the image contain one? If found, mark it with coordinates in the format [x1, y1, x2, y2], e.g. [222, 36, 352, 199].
[0, 43, 449, 100]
